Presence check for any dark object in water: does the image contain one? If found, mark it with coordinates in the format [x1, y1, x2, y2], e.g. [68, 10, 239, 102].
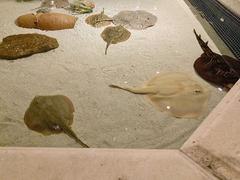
[0, 33, 59, 60]
[193, 29, 240, 89]
[24, 95, 89, 148]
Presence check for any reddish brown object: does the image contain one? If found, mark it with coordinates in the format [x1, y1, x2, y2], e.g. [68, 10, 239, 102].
[16, 12, 77, 30]
[193, 29, 240, 89]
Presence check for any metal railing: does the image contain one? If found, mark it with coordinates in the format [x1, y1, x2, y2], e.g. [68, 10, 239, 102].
[188, 0, 240, 60]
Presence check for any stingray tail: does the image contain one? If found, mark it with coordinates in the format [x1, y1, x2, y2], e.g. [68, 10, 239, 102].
[62, 126, 89, 148]
[109, 84, 155, 94]
[105, 42, 110, 55]
[193, 29, 215, 58]
[96, 8, 113, 24]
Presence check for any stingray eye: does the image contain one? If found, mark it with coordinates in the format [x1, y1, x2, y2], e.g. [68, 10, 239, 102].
[52, 125, 60, 130]
[194, 89, 202, 94]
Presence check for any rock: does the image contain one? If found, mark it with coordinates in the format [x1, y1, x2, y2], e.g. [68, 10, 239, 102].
[0, 33, 59, 60]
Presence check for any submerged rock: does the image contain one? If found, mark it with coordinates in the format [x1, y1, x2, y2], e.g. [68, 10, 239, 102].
[0, 33, 59, 60]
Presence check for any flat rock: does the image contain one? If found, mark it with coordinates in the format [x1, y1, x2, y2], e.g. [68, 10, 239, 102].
[0, 33, 59, 60]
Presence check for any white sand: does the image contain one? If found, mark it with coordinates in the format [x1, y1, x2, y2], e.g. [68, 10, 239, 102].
[0, 0, 226, 148]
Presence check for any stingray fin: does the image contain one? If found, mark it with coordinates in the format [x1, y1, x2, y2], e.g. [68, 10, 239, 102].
[109, 84, 156, 94]
[61, 124, 89, 148]
[193, 29, 214, 57]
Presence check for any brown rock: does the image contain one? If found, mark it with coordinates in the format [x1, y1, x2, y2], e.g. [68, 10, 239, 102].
[0, 33, 59, 60]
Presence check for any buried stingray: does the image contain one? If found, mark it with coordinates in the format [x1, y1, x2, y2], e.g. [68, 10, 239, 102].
[112, 10, 157, 30]
[85, 9, 112, 27]
[101, 25, 131, 55]
[24, 95, 89, 148]
[85, 9, 157, 30]
[193, 29, 240, 89]
[110, 73, 210, 118]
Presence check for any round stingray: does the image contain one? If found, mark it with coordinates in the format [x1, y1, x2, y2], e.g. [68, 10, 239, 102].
[112, 10, 157, 30]
[101, 25, 131, 54]
[24, 95, 74, 135]
[24, 95, 89, 147]
[110, 73, 210, 118]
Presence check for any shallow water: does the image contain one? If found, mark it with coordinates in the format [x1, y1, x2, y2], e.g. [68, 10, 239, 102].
[0, 0, 226, 148]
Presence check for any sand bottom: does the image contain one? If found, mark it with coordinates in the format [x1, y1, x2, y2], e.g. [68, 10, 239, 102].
[0, 0, 226, 148]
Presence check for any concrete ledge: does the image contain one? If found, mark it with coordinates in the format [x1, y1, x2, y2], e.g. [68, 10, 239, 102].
[182, 146, 240, 180]
[182, 81, 240, 179]
[0, 148, 217, 180]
